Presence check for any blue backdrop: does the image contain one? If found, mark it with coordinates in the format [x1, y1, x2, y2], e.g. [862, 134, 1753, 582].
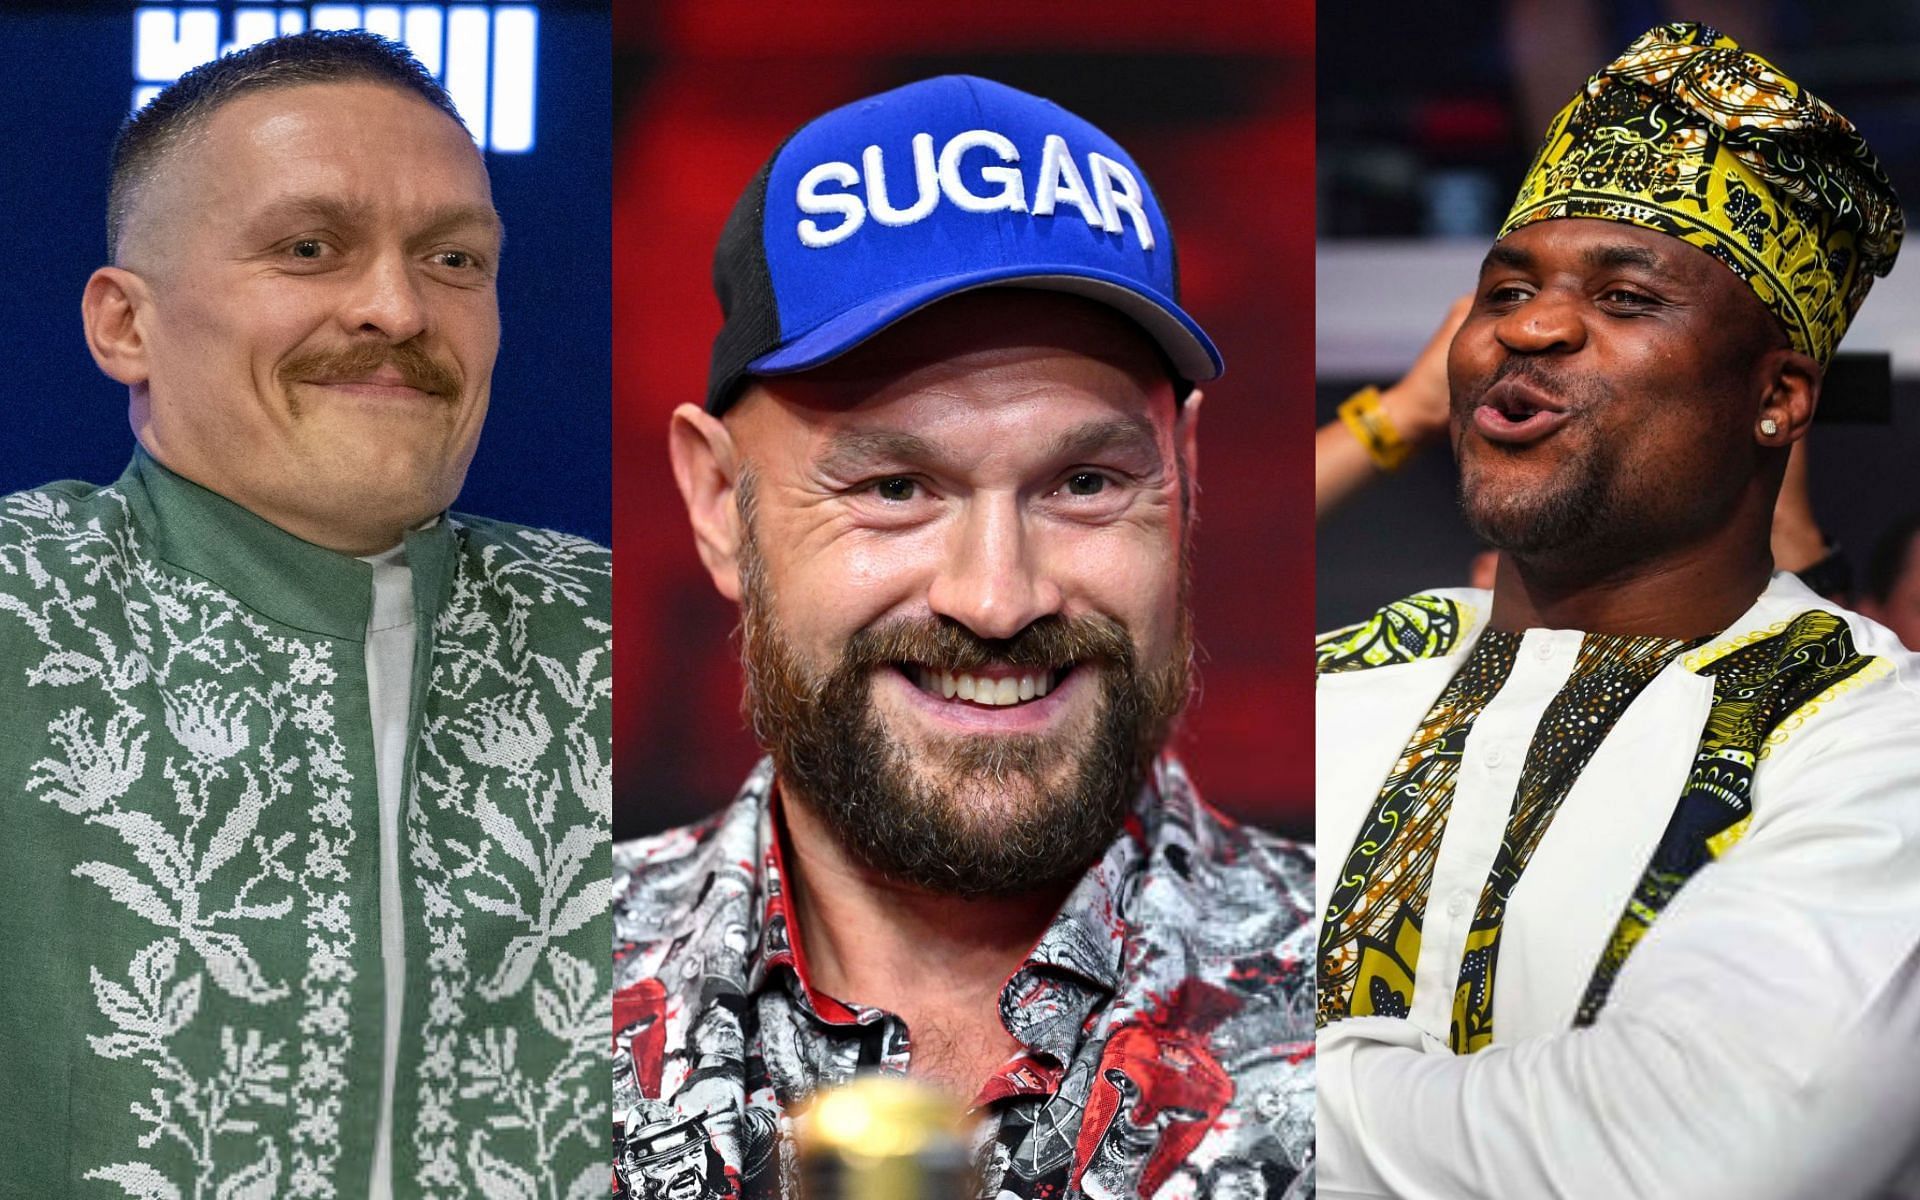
[0, 3, 609, 545]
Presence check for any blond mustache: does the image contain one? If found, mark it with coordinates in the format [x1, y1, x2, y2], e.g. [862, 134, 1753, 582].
[279, 341, 461, 399]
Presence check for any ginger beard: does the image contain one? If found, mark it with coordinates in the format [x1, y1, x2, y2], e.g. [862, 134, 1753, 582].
[735, 489, 1193, 899]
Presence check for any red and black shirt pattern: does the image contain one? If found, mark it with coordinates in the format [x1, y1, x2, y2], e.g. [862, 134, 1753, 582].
[611, 757, 1317, 1199]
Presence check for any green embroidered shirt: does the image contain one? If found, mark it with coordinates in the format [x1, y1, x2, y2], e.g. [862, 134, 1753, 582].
[0, 452, 610, 1200]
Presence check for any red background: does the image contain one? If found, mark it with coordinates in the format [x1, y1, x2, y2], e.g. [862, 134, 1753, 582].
[613, 1, 1316, 840]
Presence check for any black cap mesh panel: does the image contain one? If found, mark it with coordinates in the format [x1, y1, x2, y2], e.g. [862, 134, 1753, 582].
[706, 134, 795, 415]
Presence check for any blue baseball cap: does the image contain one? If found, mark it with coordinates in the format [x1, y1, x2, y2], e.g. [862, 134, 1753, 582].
[705, 75, 1223, 414]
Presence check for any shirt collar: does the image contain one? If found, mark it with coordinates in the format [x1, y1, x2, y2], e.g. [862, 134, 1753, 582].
[747, 784, 884, 1025]
[742, 762, 1165, 1019]
[121, 448, 457, 642]
[1017, 808, 1141, 994]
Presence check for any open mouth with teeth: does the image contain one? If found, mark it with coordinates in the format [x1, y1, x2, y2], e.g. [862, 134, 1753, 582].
[902, 664, 1073, 707]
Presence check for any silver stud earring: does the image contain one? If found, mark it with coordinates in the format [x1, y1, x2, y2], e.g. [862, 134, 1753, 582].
[1759, 417, 1780, 436]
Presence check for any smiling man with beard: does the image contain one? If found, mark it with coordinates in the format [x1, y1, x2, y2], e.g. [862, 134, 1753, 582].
[1315, 23, 1920, 1200]
[612, 76, 1316, 1200]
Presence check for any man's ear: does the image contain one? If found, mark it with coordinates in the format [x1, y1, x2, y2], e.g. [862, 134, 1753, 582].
[82, 267, 152, 387]
[1755, 346, 1821, 446]
[668, 403, 745, 602]
[1176, 388, 1203, 519]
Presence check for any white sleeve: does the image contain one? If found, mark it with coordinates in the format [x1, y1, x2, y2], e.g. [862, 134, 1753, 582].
[1317, 688, 1920, 1200]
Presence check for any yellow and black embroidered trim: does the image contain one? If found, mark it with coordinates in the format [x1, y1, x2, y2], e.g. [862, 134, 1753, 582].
[1319, 632, 1520, 1027]
[1450, 632, 1699, 1053]
[1316, 594, 1474, 676]
[1574, 611, 1876, 1024]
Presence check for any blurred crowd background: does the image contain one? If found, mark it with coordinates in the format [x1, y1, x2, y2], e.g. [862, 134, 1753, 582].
[613, 0, 1316, 840]
[1315, 0, 1920, 649]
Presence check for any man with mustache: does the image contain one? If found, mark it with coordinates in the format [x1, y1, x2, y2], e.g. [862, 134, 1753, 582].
[1315, 24, 1920, 1199]
[0, 31, 609, 1198]
[612, 76, 1316, 1199]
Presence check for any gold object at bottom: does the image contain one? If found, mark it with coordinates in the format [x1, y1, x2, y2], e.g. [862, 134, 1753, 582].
[797, 1075, 983, 1200]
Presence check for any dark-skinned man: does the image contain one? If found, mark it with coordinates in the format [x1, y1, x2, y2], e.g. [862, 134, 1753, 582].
[1314, 24, 1920, 1200]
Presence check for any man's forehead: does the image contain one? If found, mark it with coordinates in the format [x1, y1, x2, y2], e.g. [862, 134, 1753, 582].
[733, 358, 1178, 478]
[1482, 219, 1713, 281]
[730, 289, 1175, 430]
[1483, 216, 1788, 341]
[733, 399, 1175, 501]
[113, 82, 496, 272]
[238, 191, 503, 241]
[169, 80, 489, 204]
[1482, 217, 1681, 268]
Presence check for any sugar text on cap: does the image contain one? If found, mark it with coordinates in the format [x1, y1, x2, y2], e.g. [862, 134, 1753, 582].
[795, 130, 1155, 251]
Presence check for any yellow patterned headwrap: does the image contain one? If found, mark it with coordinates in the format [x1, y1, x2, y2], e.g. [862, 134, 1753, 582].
[1500, 23, 1903, 365]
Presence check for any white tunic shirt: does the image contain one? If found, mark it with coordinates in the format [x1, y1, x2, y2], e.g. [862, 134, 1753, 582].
[1316, 574, 1920, 1200]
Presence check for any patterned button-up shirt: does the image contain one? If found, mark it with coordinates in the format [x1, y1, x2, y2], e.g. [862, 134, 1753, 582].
[611, 757, 1317, 1200]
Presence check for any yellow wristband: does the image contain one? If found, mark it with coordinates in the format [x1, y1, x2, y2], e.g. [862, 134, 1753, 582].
[1338, 386, 1414, 472]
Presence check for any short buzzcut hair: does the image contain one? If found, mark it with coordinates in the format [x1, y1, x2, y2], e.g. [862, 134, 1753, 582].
[107, 29, 469, 262]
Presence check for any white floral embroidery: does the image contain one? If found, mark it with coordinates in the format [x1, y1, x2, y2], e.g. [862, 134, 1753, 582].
[162, 681, 253, 763]
[409, 526, 610, 1199]
[3, 486, 608, 1199]
[3, 487, 348, 1199]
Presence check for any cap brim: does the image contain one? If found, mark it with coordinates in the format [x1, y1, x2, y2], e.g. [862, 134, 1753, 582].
[746, 266, 1223, 385]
